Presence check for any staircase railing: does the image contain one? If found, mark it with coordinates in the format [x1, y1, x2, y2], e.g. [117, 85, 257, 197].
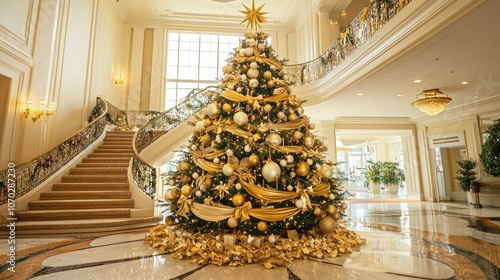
[283, 0, 412, 86]
[0, 97, 108, 205]
[132, 86, 214, 198]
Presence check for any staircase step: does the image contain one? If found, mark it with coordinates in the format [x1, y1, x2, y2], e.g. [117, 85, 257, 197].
[52, 183, 130, 191]
[76, 163, 130, 168]
[69, 167, 128, 175]
[97, 145, 133, 149]
[15, 209, 131, 221]
[29, 199, 134, 210]
[61, 175, 128, 183]
[106, 131, 135, 135]
[87, 153, 133, 158]
[94, 149, 133, 153]
[82, 158, 131, 163]
[0, 216, 162, 234]
[40, 191, 131, 200]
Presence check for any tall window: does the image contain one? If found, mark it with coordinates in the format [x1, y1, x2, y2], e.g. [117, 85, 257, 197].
[165, 32, 242, 110]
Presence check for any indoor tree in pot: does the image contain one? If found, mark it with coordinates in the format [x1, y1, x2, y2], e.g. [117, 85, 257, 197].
[365, 160, 383, 194]
[454, 159, 477, 204]
[381, 161, 405, 194]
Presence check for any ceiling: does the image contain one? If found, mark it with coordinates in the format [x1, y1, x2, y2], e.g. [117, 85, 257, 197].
[115, 0, 500, 144]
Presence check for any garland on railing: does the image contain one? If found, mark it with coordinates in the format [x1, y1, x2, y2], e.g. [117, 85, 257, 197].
[131, 87, 214, 199]
[0, 98, 108, 205]
[283, 0, 412, 86]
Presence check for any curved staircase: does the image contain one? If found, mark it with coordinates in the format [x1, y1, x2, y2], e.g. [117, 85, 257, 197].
[10, 131, 161, 235]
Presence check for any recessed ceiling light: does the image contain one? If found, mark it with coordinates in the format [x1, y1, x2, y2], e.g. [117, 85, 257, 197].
[397, 94, 404, 97]
[461, 81, 469, 85]
[413, 79, 422, 83]
[356, 93, 364, 96]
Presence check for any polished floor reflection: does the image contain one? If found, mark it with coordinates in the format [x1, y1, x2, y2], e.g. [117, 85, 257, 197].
[0, 201, 499, 280]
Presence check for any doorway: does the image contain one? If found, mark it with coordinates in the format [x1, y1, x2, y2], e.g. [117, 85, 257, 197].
[434, 146, 467, 201]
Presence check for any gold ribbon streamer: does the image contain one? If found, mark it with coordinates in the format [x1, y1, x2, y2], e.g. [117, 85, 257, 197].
[177, 195, 192, 218]
[224, 125, 255, 139]
[191, 148, 225, 172]
[274, 145, 303, 154]
[239, 177, 331, 204]
[222, 90, 289, 108]
[234, 201, 252, 221]
[230, 47, 283, 70]
[248, 207, 301, 222]
[191, 202, 234, 222]
[359, 7, 370, 22]
[190, 202, 301, 222]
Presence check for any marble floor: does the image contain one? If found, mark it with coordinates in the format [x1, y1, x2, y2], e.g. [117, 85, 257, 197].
[0, 199, 499, 280]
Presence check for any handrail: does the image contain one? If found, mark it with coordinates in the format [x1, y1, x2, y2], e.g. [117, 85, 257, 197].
[283, 0, 412, 86]
[131, 86, 215, 198]
[0, 97, 108, 205]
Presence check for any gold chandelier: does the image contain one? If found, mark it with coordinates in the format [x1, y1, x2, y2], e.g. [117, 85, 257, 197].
[24, 99, 57, 122]
[411, 89, 452, 116]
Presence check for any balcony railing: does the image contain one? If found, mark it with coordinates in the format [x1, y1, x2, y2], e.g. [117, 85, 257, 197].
[283, 0, 412, 86]
[132, 86, 214, 198]
[0, 97, 108, 205]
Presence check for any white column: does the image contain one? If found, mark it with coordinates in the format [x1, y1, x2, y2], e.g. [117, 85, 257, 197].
[128, 27, 145, 111]
[317, 10, 331, 53]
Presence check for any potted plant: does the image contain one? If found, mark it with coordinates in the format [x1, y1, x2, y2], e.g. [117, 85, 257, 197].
[454, 159, 477, 204]
[365, 160, 383, 194]
[381, 161, 405, 194]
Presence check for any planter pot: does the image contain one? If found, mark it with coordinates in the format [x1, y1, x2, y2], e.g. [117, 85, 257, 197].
[466, 191, 474, 205]
[387, 183, 399, 194]
[370, 183, 381, 194]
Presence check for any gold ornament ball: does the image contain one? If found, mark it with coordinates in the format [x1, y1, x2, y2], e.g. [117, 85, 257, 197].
[295, 162, 310, 177]
[288, 113, 298, 121]
[315, 139, 323, 146]
[249, 154, 260, 166]
[341, 202, 348, 210]
[319, 216, 337, 233]
[228, 217, 239, 228]
[257, 221, 268, 231]
[201, 134, 211, 145]
[206, 103, 220, 118]
[181, 175, 191, 184]
[304, 136, 315, 148]
[326, 204, 337, 216]
[247, 68, 259, 79]
[232, 193, 245, 207]
[265, 133, 282, 146]
[293, 131, 303, 140]
[169, 204, 177, 212]
[333, 212, 342, 221]
[204, 119, 212, 127]
[263, 104, 272, 113]
[164, 188, 180, 202]
[223, 164, 235, 176]
[233, 111, 249, 125]
[204, 177, 213, 188]
[262, 161, 281, 182]
[321, 165, 334, 178]
[263, 71, 272, 80]
[223, 103, 232, 112]
[267, 80, 275, 88]
[165, 216, 175, 226]
[313, 207, 323, 217]
[179, 161, 190, 171]
[181, 184, 193, 196]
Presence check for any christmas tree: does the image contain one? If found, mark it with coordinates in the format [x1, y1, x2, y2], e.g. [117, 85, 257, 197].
[147, 0, 363, 267]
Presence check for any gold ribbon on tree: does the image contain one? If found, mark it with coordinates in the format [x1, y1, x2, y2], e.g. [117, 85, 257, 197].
[177, 195, 192, 218]
[190, 201, 301, 222]
[234, 201, 252, 221]
[230, 46, 283, 70]
[190, 147, 225, 172]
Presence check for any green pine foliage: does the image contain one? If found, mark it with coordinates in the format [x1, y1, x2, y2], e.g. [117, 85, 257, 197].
[480, 119, 500, 177]
[160, 32, 347, 237]
[454, 159, 477, 192]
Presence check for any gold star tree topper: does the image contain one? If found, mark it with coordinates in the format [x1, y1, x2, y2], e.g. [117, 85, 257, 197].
[239, 0, 268, 32]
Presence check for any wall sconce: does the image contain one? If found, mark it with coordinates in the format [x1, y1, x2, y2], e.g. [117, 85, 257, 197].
[24, 99, 57, 122]
[114, 73, 124, 85]
[411, 88, 452, 116]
